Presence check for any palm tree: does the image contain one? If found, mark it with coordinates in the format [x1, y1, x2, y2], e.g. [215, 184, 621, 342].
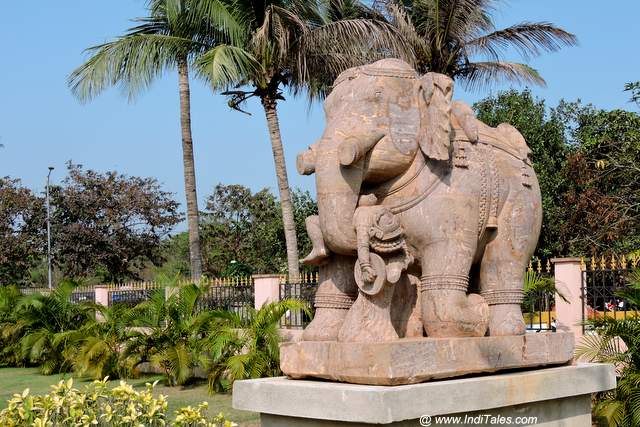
[380, 0, 577, 88]
[67, 0, 239, 279]
[205, 299, 308, 392]
[576, 271, 640, 426]
[194, 0, 410, 278]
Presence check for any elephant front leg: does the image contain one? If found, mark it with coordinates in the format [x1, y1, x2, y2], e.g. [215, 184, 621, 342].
[338, 253, 398, 342]
[302, 254, 358, 341]
[420, 240, 489, 338]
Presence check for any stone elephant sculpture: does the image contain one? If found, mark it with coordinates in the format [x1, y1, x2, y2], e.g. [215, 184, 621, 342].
[296, 58, 542, 342]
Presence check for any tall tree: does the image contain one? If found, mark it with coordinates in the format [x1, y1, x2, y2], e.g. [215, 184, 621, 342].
[67, 0, 238, 279]
[380, 0, 577, 88]
[51, 163, 182, 282]
[200, 183, 318, 276]
[194, 0, 409, 278]
[0, 178, 45, 286]
[474, 90, 568, 256]
[556, 105, 640, 254]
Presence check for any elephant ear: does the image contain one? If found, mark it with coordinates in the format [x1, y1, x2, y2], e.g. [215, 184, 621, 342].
[418, 73, 454, 161]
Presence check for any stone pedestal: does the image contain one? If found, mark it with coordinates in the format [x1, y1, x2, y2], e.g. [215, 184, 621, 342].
[233, 363, 615, 427]
[281, 332, 574, 385]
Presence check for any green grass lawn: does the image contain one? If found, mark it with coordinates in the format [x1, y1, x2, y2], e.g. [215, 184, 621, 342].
[0, 368, 259, 426]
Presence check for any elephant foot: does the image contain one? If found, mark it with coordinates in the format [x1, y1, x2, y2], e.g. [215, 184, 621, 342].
[338, 289, 398, 342]
[302, 308, 347, 341]
[488, 304, 526, 336]
[301, 247, 329, 266]
[303, 255, 358, 341]
[421, 290, 489, 338]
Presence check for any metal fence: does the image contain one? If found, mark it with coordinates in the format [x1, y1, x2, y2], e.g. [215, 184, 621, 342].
[68, 285, 96, 304]
[279, 273, 318, 328]
[18, 287, 51, 296]
[581, 255, 640, 332]
[18, 286, 95, 304]
[522, 258, 556, 332]
[107, 282, 162, 308]
[196, 277, 255, 320]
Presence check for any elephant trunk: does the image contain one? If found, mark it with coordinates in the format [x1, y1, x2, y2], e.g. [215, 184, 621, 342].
[315, 132, 382, 255]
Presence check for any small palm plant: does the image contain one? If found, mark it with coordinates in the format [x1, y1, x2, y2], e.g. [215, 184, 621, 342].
[70, 303, 139, 380]
[13, 280, 94, 374]
[0, 285, 23, 366]
[125, 281, 217, 386]
[576, 270, 640, 426]
[205, 299, 309, 392]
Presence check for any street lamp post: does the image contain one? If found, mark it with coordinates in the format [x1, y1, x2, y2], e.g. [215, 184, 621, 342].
[46, 167, 54, 289]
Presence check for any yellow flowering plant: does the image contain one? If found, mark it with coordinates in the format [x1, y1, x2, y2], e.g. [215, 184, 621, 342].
[0, 378, 236, 427]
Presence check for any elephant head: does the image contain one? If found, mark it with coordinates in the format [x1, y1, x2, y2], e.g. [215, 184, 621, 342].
[297, 59, 454, 256]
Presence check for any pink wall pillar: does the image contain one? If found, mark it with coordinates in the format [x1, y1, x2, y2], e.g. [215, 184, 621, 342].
[552, 258, 583, 339]
[94, 285, 109, 308]
[94, 285, 109, 322]
[253, 274, 282, 309]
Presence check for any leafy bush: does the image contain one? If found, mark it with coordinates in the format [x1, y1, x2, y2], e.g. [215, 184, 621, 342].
[1, 280, 309, 392]
[576, 271, 640, 426]
[0, 378, 236, 427]
[206, 299, 309, 392]
[124, 281, 218, 386]
[1, 281, 94, 373]
[70, 303, 140, 380]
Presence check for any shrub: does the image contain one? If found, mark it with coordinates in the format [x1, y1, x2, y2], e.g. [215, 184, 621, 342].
[206, 299, 309, 392]
[0, 378, 236, 427]
[576, 271, 640, 426]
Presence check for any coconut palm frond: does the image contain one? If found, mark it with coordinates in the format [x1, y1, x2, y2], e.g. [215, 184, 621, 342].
[187, 0, 246, 45]
[386, 3, 429, 62]
[457, 61, 545, 90]
[195, 44, 262, 91]
[294, 17, 415, 94]
[381, 0, 575, 87]
[68, 34, 199, 102]
[464, 22, 578, 61]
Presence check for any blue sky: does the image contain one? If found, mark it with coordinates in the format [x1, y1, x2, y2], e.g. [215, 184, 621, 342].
[1, 1, 639, 223]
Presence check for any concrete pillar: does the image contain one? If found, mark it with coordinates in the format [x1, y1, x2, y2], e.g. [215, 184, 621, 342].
[94, 285, 109, 322]
[95, 285, 109, 308]
[253, 274, 282, 309]
[552, 258, 583, 339]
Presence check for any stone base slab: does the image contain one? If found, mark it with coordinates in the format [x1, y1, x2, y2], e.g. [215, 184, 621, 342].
[280, 332, 574, 385]
[233, 364, 616, 426]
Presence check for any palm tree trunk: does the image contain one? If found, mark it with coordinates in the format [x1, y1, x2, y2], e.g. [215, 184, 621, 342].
[261, 95, 300, 279]
[177, 56, 203, 281]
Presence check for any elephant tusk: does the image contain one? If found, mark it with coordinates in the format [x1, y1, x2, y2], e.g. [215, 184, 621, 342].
[338, 133, 385, 166]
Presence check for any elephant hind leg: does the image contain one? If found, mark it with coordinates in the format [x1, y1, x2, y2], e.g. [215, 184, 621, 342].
[479, 197, 540, 336]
